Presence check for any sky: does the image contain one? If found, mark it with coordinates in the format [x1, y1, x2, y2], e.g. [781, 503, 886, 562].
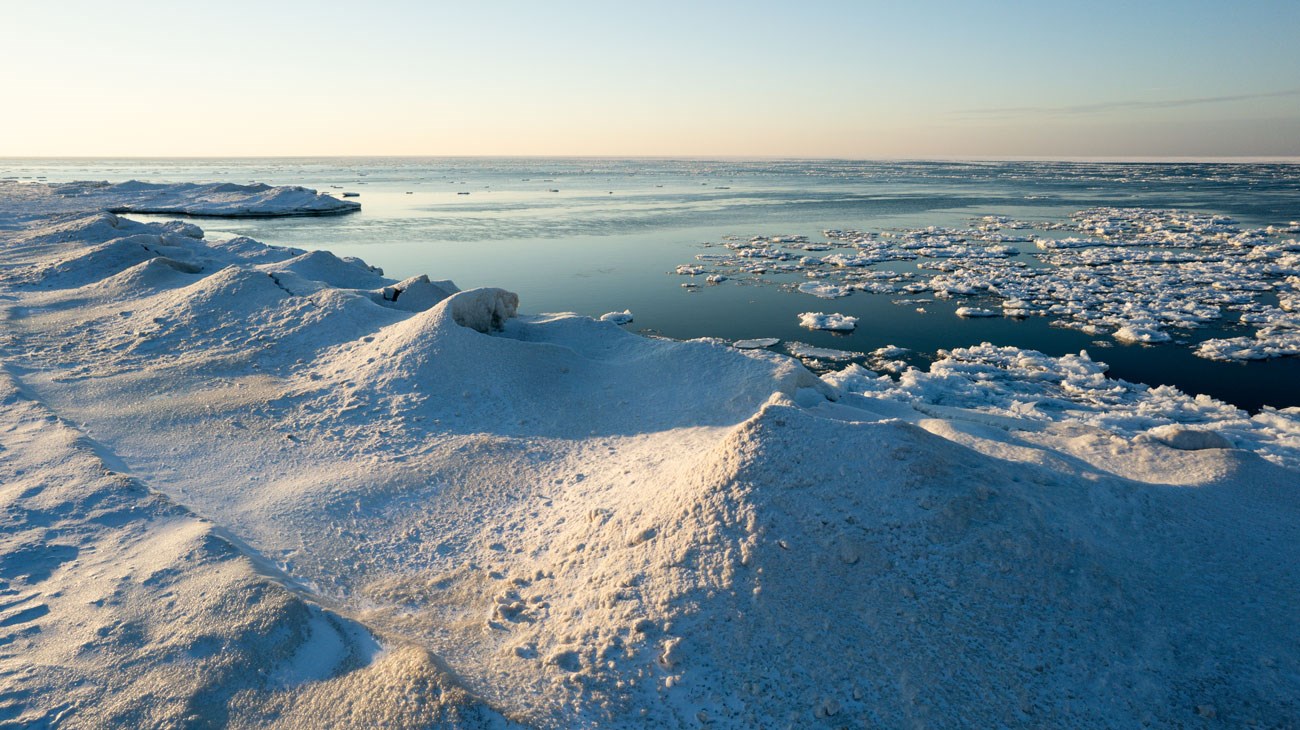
[2, 0, 1298, 158]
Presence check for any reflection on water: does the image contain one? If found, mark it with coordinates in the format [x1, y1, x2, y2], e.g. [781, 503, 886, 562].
[5, 157, 1298, 410]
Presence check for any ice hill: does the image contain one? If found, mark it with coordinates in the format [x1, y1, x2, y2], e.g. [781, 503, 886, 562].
[0, 183, 1297, 728]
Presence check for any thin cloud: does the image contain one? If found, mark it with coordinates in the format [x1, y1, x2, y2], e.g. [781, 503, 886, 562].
[955, 87, 1300, 119]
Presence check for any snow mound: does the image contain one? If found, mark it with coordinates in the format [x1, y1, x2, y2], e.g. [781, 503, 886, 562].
[209, 234, 305, 263]
[259, 249, 388, 290]
[1144, 424, 1234, 450]
[315, 297, 826, 439]
[26, 231, 207, 289]
[377, 274, 460, 312]
[441, 287, 520, 333]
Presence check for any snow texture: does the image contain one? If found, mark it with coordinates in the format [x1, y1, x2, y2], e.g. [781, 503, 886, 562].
[1, 182, 1298, 728]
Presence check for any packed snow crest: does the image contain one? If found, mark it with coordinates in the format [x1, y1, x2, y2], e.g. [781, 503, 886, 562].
[1, 182, 1298, 728]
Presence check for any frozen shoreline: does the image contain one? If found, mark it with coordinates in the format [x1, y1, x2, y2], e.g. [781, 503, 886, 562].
[1, 182, 1298, 728]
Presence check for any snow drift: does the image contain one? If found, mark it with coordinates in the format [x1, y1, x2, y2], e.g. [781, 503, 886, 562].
[1, 182, 1298, 728]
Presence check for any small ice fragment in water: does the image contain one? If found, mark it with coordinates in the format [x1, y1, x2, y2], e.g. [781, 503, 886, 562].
[955, 306, 1000, 318]
[798, 312, 858, 332]
[599, 310, 633, 325]
[733, 338, 780, 349]
[786, 342, 861, 361]
[1113, 324, 1171, 345]
[872, 345, 909, 358]
[797, 281, 852, 299]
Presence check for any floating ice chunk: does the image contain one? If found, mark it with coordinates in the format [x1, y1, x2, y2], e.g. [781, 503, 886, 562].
[705, 274, 727, 284]
[955, 306, 1000, 318]
[786, 342, 862, 361]
[872, 345, 910, 358]
[675, 265, 704, 275]
[1113, 324, 1171, 345]
[733, 338, 780, 349]
[798, 312, 857, 332]
[797, 281, 852, 299]
[599, 310, 634, 325]
[1197, 325, 1300, 361]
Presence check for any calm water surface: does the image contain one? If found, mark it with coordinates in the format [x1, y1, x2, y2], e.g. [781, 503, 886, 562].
[4, 158, 1298, 410]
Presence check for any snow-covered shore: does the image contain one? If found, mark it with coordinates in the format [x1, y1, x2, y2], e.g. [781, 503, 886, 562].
[1, 182, 1298, 728]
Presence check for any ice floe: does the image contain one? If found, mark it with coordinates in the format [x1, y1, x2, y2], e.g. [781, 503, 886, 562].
[599, 309, 634, 325]
[731, 337, 780, 349]
[797, 311, 857, 331]
[674, 206, 1300, 362]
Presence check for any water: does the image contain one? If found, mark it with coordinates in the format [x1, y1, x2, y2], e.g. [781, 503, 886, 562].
[4, 157, 1299, 410]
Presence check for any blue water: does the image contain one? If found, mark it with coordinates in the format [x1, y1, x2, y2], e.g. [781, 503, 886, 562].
[4, 157, 1299, 410]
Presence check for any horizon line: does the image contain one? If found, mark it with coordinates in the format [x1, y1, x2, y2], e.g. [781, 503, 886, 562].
[3, 154, 1300, 165]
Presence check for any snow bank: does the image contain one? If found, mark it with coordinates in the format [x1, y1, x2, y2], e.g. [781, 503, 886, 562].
[2, 181, 1299, 728]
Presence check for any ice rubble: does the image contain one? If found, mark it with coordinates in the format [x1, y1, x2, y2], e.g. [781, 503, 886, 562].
[2, 183, 1300, 728]
[678, 207, 1300, 361]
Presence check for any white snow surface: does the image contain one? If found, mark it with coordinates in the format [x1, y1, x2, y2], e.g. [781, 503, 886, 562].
[2, 183, 1299, 728]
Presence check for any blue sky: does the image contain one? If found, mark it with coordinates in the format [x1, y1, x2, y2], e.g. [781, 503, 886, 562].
[3, 0, 1297, 157]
